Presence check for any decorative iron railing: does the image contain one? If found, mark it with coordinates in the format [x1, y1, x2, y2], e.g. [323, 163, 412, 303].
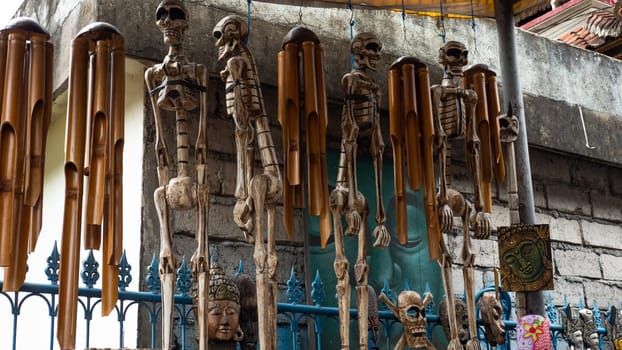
[0, 242, 610, 350]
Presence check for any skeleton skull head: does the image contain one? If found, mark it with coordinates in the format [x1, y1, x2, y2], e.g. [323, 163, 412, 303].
[478, 292, 506, 345]
[439, 41, 468, 75]
[155, 0, 189, 46]
[397, 291, 432, 348]
[350, 32, 382, 71]
[213, 15, 248, 62]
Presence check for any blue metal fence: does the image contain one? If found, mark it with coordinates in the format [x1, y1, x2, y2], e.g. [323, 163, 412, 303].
[0, 242, 610, 349]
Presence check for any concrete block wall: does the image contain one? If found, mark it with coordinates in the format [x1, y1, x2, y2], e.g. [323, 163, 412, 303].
[446, 147, 622, 313]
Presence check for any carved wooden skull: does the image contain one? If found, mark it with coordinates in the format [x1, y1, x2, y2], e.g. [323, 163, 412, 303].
[398, 291, 432, 348]
[478, 292, 506, 345]
[439, 41, 468, 75]
[155, 0, 189, 46]
[213, 15, 248, 62]
[350, 32, 382, 71]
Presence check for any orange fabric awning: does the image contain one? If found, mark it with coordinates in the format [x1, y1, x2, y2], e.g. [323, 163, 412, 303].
[253, 0, 549, 21]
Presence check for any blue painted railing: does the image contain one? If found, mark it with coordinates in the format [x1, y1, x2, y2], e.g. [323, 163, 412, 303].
[0, 242, 611, 349]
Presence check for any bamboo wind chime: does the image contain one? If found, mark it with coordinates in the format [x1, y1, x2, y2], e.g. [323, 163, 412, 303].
[463, 64, 505, 208]
[387, 56, 438, 256]
[277, 26, 330, 245]
[0, 17, 53, 291]
[58, 22, 125, 350]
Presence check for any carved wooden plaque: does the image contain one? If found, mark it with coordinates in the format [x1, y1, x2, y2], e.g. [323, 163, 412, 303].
[497, 224, 553, 292]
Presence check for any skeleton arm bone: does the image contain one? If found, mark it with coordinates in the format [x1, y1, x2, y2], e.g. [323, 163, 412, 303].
[145, 68, 171, 186]
[371, 121, 390, 248]
[463, 89, 491, 239]
[378, 292, 400, 318]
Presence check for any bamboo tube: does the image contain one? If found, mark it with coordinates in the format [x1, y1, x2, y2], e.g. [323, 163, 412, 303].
[110, 37, 124, 265]
[101, 37, 125, 316]
[0, 32, 27, 267]
[24, 34, 46, 206]
[84, 39, 111, 250]
[4, 30, 28, 285]
[4, 31, 50, 290]
[402, 63, 423, 192]
[388, 68, 407, 245]
[314, 44, 331, 247]
[277, 50, 294, 238]
[471, 71, 493, 213]
[30, 40, 54, 253]
[58, 36, 89, 350]
[486, 74, 505, 183]
[416, 66, 441, 261]
[302, 41, 322, 217]
[284, 42, 301, 188]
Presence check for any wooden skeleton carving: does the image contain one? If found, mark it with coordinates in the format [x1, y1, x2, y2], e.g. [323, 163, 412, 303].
[58, 22, 125, 350]
[331, 31, 390, 350]
[388, 45, 503, 350]
[0, 18, 53, 291]
[433, 45, 504, 350]
[379, 290, 435, 350]
[277, 26, 331, 245]
[144, 1, 209, 349]
[212, 15, 282, 350]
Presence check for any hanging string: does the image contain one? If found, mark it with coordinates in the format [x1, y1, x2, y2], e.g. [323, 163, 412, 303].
[298, 1, 303, 25]
[401, 0, 407, 42]
[246, 0, 252, 45]
[470, 0, 478, 51]
[438, 0, 446, 43]
[349, 0, 355, 68]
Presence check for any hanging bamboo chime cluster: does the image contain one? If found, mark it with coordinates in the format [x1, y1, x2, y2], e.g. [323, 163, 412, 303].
[0, 18, 53, 291]
[58, 22, 125, 350]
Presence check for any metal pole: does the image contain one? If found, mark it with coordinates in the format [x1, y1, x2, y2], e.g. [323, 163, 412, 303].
[494, 0, 544, 317]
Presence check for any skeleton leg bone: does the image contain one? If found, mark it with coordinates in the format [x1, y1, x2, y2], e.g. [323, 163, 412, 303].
[462, 204, 482, 350]
[354, 204, 369, 350]
[233, 127, 254, 234]
[249, 174, 278, 350]
[330, 189, 351, 350]
[440, 236, 462, 350]
[154, 185, 177, 350]
[192, 165, 209, 350]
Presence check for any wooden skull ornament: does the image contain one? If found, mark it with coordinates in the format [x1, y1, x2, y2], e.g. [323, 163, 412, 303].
[380, 290, 434, 350]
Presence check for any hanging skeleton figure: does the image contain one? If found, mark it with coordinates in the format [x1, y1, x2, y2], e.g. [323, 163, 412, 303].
[58, 22, 125, 350]
[388, 42, 504, 350]
[277, 26, 331, 245]
[330, 32, 391, 350]
[0, 18, 53, 291]
[145, 1, 209, 349]
[213, 15, 282, 350]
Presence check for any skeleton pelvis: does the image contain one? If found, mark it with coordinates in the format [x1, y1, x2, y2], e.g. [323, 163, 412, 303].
[166, 176, 197, 210]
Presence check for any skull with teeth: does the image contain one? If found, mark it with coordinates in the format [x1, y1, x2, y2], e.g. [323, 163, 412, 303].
[155, 0, 188, 46]
[439, 41, 469, 76]
[213, 15, 248, 62]
[398, 291, 433, 348]
[350, 32, 382, 71]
